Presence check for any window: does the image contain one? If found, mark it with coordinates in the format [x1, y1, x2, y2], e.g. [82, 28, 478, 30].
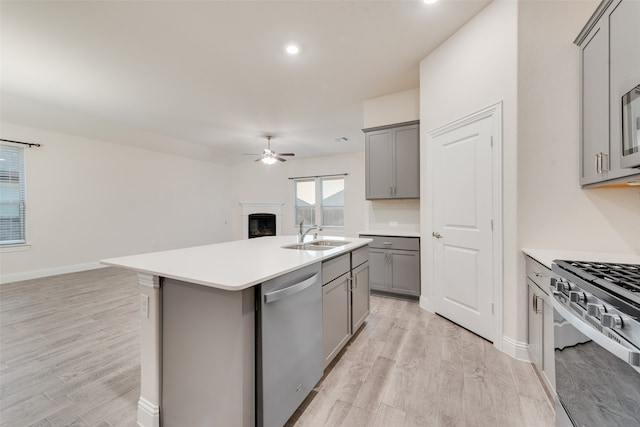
[0, 145, 26, 245]
[294, 175, 345, 228]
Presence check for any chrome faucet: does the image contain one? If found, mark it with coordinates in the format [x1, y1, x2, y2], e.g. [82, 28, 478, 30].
[298, 219, 321, 243]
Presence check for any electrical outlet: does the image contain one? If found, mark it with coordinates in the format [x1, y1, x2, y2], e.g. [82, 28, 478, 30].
[389, 221, 399, 227]
[141, 294, 149, 319]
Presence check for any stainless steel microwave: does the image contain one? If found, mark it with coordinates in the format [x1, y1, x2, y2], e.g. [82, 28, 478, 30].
[621, 83, 640, 169]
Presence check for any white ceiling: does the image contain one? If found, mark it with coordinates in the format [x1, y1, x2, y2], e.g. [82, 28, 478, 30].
[1, 0, 490, 165]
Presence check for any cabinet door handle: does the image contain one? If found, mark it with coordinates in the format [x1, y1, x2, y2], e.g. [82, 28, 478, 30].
[595, 153, 601, 174]
[534, 272, 543, 278]
[432, 232, 442, 239]
[390, 187, 394, 196]
[601, 152, 608, 172]
[532, 294, 542, 314]
[383, 242, 392, 246]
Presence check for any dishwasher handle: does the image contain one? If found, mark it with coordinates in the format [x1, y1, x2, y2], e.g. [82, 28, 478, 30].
[264, 273, 320, 304]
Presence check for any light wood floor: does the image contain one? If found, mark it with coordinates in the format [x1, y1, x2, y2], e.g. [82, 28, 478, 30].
[1, 268, 553, 427]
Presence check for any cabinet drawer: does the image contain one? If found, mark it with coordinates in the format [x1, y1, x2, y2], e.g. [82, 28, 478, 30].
[322, 253, 350, 285]
[525, 256, 552, 295]
[360, 235, 419, 251]
[351, 246, 369, 269]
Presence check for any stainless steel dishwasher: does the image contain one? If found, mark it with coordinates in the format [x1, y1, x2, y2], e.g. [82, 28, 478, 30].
[256, 262, 323, 427]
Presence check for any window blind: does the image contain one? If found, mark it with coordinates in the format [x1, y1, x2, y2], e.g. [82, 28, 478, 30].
[0, 145, 26, 244]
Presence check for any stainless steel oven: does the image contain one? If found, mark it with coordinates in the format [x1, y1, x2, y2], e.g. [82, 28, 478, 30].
[551, 260, 640, 427]
[621, 84, 640, 169]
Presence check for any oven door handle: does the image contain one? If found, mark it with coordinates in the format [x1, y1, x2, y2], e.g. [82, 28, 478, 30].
[551, 294, 640, 368]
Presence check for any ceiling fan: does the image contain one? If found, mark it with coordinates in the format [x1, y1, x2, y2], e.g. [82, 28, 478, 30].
[244, 136, 295, 164]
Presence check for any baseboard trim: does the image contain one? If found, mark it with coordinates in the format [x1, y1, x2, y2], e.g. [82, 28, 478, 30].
[0, 262, 106, 284]
[137, 397, 160, 427]
[419, 295, 434, 313]
[502, 335, 530, 361]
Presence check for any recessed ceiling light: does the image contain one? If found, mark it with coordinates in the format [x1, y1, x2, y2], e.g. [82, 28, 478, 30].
[285, 44, 300, 55]
[423, 0, 438, 4]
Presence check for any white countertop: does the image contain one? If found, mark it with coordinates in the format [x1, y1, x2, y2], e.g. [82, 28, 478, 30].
[102, 235, 371, 291]
[359, 229, 421, 238]
[522, 248, 640, 270]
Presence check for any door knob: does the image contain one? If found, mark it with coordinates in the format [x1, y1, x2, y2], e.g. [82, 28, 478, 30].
[432, 232, 442, 239]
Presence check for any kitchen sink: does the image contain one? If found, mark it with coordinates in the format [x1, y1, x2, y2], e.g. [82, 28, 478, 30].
[308, 240, 351, 247]
[282, 243, 334, 251]
[282, 240, 351, 251]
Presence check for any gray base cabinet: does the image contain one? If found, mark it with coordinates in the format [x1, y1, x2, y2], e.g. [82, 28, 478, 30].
[321, 246, 370, 368]
[351, 247, 370, 332]
[525, 255, 556, 395]
[322, 254, 352, 369]
[162, 279, 255, 427]
[362, 235, 420, 298]
[364, 121, 420, 199]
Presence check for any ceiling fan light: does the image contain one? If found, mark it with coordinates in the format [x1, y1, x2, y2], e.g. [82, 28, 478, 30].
[261, 156, 277, 165]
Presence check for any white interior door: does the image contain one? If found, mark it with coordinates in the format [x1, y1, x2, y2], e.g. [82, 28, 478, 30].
[431, 111, 495, 342]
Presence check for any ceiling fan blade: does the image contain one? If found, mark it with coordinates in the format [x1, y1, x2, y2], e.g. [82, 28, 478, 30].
[243, 153, 261, 156]
[245, 136, 295, 163]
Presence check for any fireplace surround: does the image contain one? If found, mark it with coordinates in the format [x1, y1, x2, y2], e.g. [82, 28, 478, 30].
[239, 202, 284, 239]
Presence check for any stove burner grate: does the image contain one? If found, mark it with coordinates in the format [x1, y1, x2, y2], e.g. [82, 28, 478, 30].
[567, 261, 640, 294]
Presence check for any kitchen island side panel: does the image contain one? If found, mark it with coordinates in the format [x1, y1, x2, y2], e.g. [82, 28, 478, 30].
[161, 278, 255, 427]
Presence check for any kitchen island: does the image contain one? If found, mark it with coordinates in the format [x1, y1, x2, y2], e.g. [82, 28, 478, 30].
[102, 235, 371, 427]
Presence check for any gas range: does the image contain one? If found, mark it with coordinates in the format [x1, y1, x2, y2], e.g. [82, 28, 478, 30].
[555, 260, 640, 304]
[552, 259, 640, 357]
[551, 259, 640, 427]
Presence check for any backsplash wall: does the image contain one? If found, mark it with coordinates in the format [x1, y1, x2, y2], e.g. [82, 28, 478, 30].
[365, 199, 420, 232]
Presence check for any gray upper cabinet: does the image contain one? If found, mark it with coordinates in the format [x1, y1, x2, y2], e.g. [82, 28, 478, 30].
[609, 0, 640, 171]
[577, 0, 640, 186]
[580, 21, 609, 185]
[364, 121, 420, 199]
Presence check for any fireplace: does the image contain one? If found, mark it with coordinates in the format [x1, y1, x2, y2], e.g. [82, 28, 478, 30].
[239, 202, 284, 239]
[248, 213, 276, 239]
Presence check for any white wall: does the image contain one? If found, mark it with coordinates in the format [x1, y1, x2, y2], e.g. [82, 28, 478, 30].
[420, 0, 640, 350]
[231, 151, 366, 239]
[517, 0, 640, 342]
[365, 199, 420, 232]
[0, 122, 233, 282]
[419, 0, 519, 343]
[518, 0, 640, 254]
[363, 88, 420, 129]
